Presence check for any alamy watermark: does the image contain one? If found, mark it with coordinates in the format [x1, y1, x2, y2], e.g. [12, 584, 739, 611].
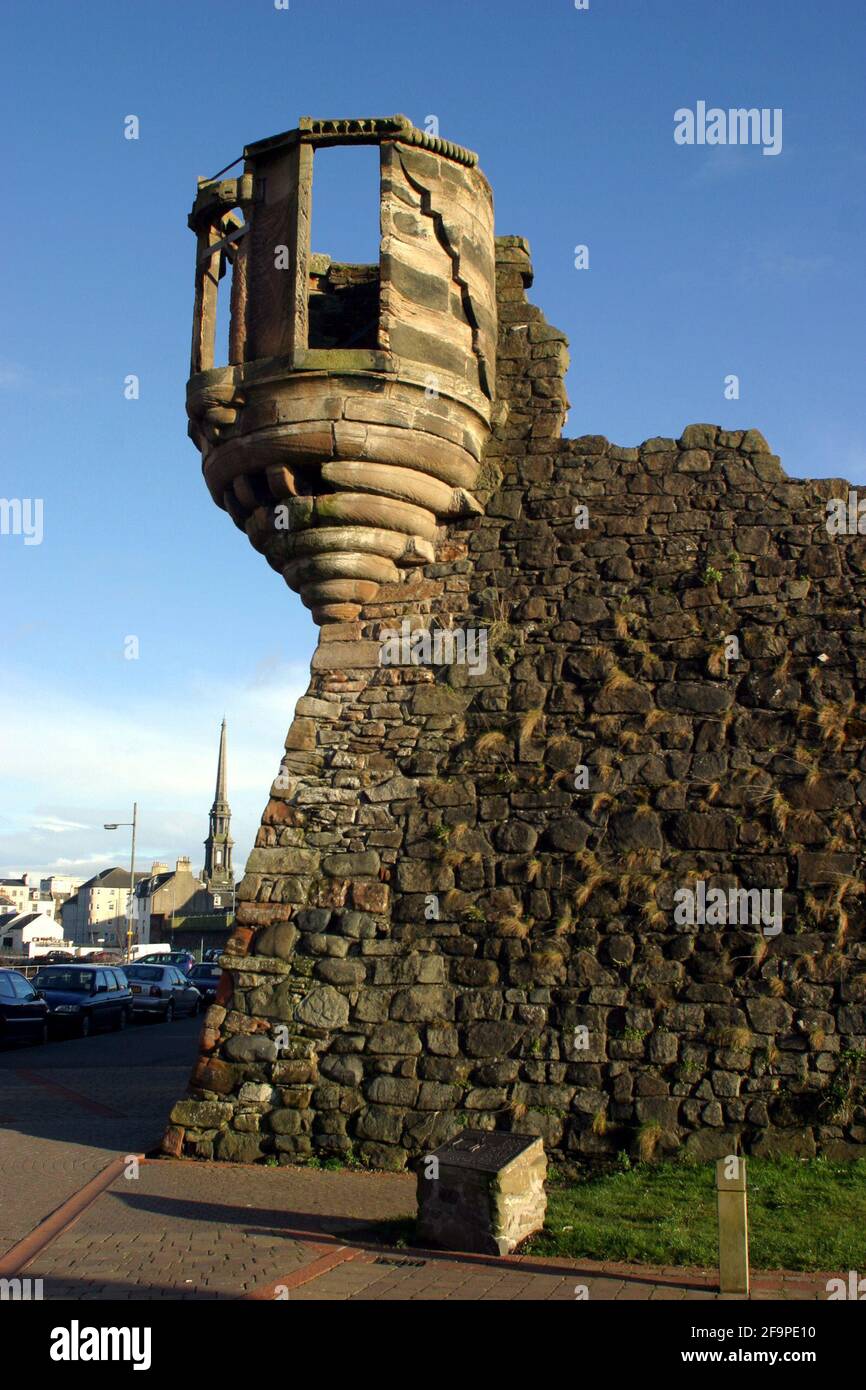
[379, 619, 488, 676]
[1, 1277, 43, 1300]
[50, 1322, 151, 1370]
[826, 1271, 866, 1300]
[826, 491, 866, 535]
[0, 497, 43, 545]
[673, 880, 782, 937]
[674, 102, 782, 157]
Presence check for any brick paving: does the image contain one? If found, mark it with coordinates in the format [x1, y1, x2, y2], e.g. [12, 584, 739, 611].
[24, 1158, 413, 1300]
[17, 1158, 833, 1301]
[0, 1022, 193, 1249]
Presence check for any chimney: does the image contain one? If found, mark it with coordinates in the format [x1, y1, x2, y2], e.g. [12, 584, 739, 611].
[150, 861, 169, 875]
[176, 856, 193, 875]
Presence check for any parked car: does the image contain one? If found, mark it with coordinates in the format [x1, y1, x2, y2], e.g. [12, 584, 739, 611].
[31, 964, 133, 1037]
[135, 950, 196, 975]
[122, 963, 201, 1021]
[0, 967, 49, 1046]
[203, 948, 223, 962]
[188, 962, 222, 1004]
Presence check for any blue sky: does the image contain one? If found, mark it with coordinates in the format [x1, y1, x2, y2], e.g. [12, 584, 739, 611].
[1, 0, 864, 880]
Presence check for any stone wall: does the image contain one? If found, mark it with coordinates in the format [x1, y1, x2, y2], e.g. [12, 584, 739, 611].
[165, 236, 866, 1170]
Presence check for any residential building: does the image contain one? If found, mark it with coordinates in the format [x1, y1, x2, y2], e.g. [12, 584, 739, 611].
[39, 874, 83, 897]
[0, 910, 64, 957]
[39, 874, 83, 920]
[0, 874, 56, 918]
[132, 857, 212, 944]
[0, 875, 34, 914]
[61, 867, 146, 947]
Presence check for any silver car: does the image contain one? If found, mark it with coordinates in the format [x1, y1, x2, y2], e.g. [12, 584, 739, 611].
[123, 963, 202, 1021]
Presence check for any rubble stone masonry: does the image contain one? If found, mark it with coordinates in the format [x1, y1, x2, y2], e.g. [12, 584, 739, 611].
[165, 235, 866, 1171]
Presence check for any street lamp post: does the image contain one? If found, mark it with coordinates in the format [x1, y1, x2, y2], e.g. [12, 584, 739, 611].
[104, 802, 137, 960]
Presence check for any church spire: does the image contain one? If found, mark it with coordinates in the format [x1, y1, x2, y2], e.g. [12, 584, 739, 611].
[214, 716, 228, 805]
[203, 719, 234, 895]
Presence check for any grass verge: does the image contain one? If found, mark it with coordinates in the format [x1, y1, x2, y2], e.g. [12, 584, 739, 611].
[524, 1157, 866, 1271]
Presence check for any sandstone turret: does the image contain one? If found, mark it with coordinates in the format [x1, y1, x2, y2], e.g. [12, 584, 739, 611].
[186, 115, 497, 623]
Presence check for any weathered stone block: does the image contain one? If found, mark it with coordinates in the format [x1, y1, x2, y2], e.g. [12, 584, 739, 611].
[367, 1023, 423, 1055]
[416, 1130, 546, 1255]
[189, 1056, 237, 1095]
[356, 1105, 405, 1144]
[322, 851, 380, 878]
[366, 1076, 420, 1106]
[746, 999, 793, 1033]
[170, 1100, 233, 1129]
[390, 985, 454, 1022]
[215, 1131, 267, 1163]
[236, 1083, 273, 1106]
[225, 1035, 278, 1063]
[269, 1108, 303, 1135]
[465, 1021, 525, 1057]
[295, 985, 351, 1031]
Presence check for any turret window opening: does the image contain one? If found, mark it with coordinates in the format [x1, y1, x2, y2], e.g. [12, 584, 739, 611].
[307, 146, 381, 351]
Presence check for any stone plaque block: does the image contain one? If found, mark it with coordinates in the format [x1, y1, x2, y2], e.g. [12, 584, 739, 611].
[416, 1129, 547, 1256]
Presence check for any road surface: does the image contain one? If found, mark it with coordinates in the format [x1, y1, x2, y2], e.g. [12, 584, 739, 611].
[0, 1013, 198, 1251]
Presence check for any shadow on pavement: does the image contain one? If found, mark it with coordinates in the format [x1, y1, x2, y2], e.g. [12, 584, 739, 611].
[0, 1016, 201, 1154]
[104, 1187, 709, 1290]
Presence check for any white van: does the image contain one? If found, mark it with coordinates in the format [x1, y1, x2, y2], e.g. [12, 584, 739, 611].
[128, 942, 171, 961]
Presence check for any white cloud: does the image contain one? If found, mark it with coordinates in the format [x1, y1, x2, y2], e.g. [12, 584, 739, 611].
[0, 660, 310, 877]
[30, 815, 92, 834]
[53, 853, 118, 869]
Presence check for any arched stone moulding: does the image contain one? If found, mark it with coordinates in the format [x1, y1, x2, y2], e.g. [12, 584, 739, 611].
[186, 115, 497, 624]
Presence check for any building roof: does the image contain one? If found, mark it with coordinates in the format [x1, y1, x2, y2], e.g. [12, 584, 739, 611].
[80, 867, 147, 891]
[134, 871, 175, 899]
[0, 910, 59, 932]
[8, 911, 56, 929]
[134, 864, 204, 900]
